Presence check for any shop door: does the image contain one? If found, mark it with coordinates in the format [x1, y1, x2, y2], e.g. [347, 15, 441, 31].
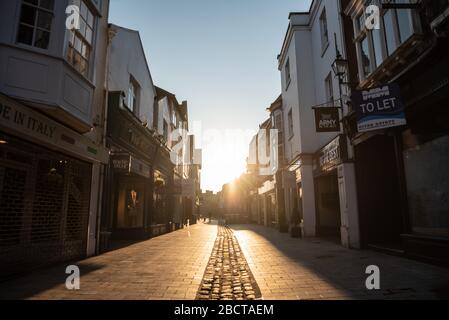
[315, 174, 341, 238]
[355, 135, 403, 247]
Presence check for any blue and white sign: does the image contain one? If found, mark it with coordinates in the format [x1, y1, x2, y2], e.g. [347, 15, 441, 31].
[352, 83, 407, 133]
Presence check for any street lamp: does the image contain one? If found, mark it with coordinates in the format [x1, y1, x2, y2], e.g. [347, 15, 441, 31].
[332, 53, 349, 79]
[331, 33, 350, 110]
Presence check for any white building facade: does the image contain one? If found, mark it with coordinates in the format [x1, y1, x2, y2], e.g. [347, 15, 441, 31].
[278, 0, 360, 248]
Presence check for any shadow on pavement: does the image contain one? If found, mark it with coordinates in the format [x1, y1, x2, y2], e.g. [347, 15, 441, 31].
[230, 224, 449, 300]
[0, 261, 105, 300]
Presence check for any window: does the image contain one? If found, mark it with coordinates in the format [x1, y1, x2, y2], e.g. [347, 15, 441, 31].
[360, 36, 371, 77]
[372, 28, 384, 68]
[325, 73, 334, 102]
[396, 0, 413, 43]
[352, 0, 418, 81]
[127, 77, 139, 114]
[383, 9, 398, 56]
[320, 8, 329, 51]
[288, 109, 294, 139]
[285, 58, 291, 88]
[66, 0, 95, 77]
[163, 121, 169, 142]
[17, 0, 55, 49]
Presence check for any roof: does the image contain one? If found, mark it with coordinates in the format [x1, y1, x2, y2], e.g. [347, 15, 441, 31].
[109, 24, 157, 96]
[267, 95, 282, 113]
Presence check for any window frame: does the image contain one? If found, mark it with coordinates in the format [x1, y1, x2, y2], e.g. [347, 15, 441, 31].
[16, 0, 55, 50]
[352, 0, 418, 82]
[319, 7, 329, 53]
[287, 109, 294, 140]
[127, 77, 140, 115]
[65, 0, 96, 78]
[285, 58, 291, 90]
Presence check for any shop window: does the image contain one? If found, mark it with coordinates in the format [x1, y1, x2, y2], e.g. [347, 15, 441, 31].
[0, 167, 27, 246]
[31, 159, 65, 242]
[66, 162, 91, 241]
[17, 0, 55, 49]
[403, 134, 449, 237]
[117, 182, 145, 229]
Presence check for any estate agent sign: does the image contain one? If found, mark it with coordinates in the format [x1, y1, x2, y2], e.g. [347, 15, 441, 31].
[352, 83, 407, 133]
[314, 107, 341, 132]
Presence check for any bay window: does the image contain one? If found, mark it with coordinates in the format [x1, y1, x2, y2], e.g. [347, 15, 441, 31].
[66, 0, 95, 77]
[17, 0, 55, 50]
[353, 0, 420, 81]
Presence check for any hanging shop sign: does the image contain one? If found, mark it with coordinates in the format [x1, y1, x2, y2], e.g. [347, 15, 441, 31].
[112, 153, 131, 173]
[352, 83, 407, 133]
[314, 135, 348, 175]
[314, 107, 341, 133]
[111, 153, 151, 179]
[0, 94, 109, 164]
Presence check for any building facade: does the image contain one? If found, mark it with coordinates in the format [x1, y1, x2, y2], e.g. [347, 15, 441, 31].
[0, 0, 110, 278]
[277, 0, 360, 248]
[344, 0, 449, 264]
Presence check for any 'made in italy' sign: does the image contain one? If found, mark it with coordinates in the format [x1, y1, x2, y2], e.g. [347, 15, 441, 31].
[314, 107, 341, 132]
[352, 83, 407, 133]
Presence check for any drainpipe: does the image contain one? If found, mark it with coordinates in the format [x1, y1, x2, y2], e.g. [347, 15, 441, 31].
[95, 24, 116, 255]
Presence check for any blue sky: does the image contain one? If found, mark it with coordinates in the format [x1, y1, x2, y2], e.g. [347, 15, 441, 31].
[109, 0, 312, 192]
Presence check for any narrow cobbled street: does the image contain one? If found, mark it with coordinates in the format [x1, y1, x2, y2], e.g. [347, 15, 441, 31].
[196, 226, 261, 300]
[1, 222, 449, 300]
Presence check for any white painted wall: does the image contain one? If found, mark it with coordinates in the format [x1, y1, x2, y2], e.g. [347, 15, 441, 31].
[108, 25, 156, 128]
[278, 0, 360, 246]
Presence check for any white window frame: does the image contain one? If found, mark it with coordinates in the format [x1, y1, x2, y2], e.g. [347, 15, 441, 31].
[285, 58, 291, 89]
[320, 8, 329, 52]
[66, 0, 95, 78]
[288, 109, 294, 139]
[16, 0, 55, 50]
[127, 78, 139, 114]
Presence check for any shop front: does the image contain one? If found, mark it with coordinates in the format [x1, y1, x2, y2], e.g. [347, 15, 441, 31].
[396, 41, 449, 265]
[349, 40, 449, 263]
[103, 92, 160, 242]
[109, 152, 153, 240]
[0, 93, 108, 278]
[313, 135, 348, 240]
[258, 179, 277, 228]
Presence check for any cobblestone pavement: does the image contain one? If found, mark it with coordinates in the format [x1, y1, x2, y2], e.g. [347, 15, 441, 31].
[1, 222, 449, 300]
[196, 226, 261, 300]
[0, 223, 217, 300]
[233, 224, 449, 300]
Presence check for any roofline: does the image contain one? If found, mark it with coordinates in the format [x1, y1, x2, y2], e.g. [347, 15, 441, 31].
[277, 0, 318, 68]
[109, 23, 157, 97]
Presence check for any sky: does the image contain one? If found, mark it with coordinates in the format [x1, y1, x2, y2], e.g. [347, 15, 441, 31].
[109, 0, 312, 193]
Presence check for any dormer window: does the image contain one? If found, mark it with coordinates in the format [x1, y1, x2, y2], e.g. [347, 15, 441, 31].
[17, 0, 55, 50]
